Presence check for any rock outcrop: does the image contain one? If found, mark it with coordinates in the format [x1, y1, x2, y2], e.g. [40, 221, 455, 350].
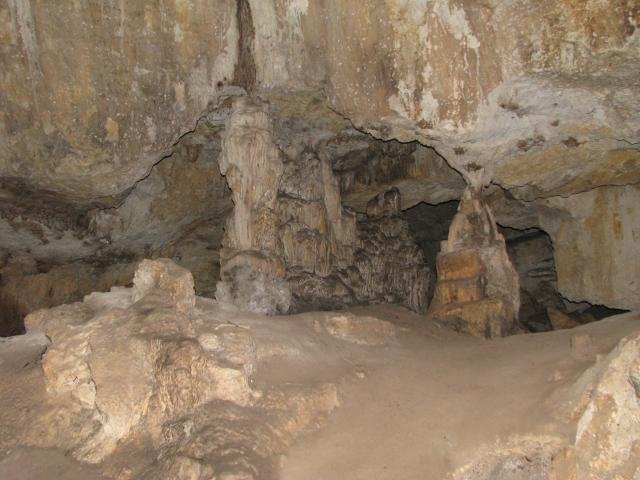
[25, 259, 256, 463]
[452, 329, 640, 479]
[428, 187, 520, 337]
[573, 331, 640, 479]
[22, 259, 355, 477]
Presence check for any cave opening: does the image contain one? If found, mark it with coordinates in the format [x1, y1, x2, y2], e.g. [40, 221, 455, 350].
[401, 200, 459, 303]
[501, 226, 629, 332]
[398, 201, 629, 334]
[1, 115, 630, 340]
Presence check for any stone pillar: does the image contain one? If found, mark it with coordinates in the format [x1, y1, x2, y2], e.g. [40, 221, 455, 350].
[215, 98, 291, 314]
[428, 187, 520, 337]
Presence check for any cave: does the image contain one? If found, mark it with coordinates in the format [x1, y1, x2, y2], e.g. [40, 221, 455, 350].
[1, 1, 639, 479]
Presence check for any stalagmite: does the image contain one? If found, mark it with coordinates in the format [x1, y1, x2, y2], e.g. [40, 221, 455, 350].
[428, 187, 520, 338]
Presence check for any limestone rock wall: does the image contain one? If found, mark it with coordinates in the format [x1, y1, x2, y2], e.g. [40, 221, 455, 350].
[1, 0, 237, 203]
[491, 183, 640, 312]
[242, 0, 640, 193]
[541, 185, 640, 312]
[0, 256, 134, 336]
[217, 99, 429, 314]
[4, 0, 636, 203]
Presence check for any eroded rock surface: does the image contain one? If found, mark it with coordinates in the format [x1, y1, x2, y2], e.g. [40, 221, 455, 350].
[217, 98, 429, 315]
[1, 0, 639, 316]
[216, 97, 292, 315]
[429, 187, 520, 337]
[21, 258, 375, 477]
[25, 259, 256, 463]
[573, 331, 640, 479]
[451, 328, 640, 479]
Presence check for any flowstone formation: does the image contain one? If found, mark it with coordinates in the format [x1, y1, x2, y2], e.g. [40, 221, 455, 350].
[216, 98, 429, 315]
[22, 258, 399, 478]
[216, 98, 292, 315]
[428, 187, 520, 338]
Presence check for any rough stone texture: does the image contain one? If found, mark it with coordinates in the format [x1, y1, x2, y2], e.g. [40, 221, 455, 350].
[0, 0, 639, 315]
[86, 119, 231, 259]
[429, 187, 520, 337]
[18, 258, 371, 478]
[491, 183, 640, 312]
[217, 98, 429, 314]
[453, 329, 640, 480]
[2, 0, 639, 313]
[351, 206, 431, 313]
[451, 437, 567, 480]
[0, 255, 134, 336]
[0, 0, 237, 203]
[24, 259, 257, 463]
[541, 185, 640, 312]
[196, 0, 636, 202]
[141, 384, 339, 480]
[216, 97, 293, 314]
[574, 331, 640, 479]
[0, 116, 231, 265]
[0, 117, 232, 332]
[332, 138, 465, 212]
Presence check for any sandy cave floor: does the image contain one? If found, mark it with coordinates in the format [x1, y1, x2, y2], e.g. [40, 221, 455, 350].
[0, 304, 638, 479]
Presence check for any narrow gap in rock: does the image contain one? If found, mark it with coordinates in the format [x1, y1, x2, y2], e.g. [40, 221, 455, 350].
[233, 0, 256, 92]
[401, 200, 459, 302]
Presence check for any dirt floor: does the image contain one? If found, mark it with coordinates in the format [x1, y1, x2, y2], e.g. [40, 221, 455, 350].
[1, 304, 638, 479]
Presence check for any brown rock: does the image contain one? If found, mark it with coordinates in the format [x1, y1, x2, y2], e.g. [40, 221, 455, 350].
[547, 307, 579, 330]
[428, 188, 520, 338]
[25, 259, 256, 463]
[434, 277, 485, 305]
[431, 298, 512, 339]
[365, 188, 401, 218]
[216, 100, 429, 314]
[436, 250, 485, 281]
[574, 332, 640, 479]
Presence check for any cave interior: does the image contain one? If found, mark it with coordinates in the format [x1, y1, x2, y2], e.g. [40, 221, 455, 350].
[0, 1, 638, 479]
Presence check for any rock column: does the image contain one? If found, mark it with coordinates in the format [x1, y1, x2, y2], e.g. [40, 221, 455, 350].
[428, 187, 520, 337]
[216, 98, 291, 314]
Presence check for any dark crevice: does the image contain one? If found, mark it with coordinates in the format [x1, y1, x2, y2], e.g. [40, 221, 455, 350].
[233, 0, 256, 93]
[0, 298, 26, 337]
[401, 200, 459, 303]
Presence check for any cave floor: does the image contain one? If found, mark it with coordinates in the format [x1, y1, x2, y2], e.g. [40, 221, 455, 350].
[0, 305, 638, 479]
